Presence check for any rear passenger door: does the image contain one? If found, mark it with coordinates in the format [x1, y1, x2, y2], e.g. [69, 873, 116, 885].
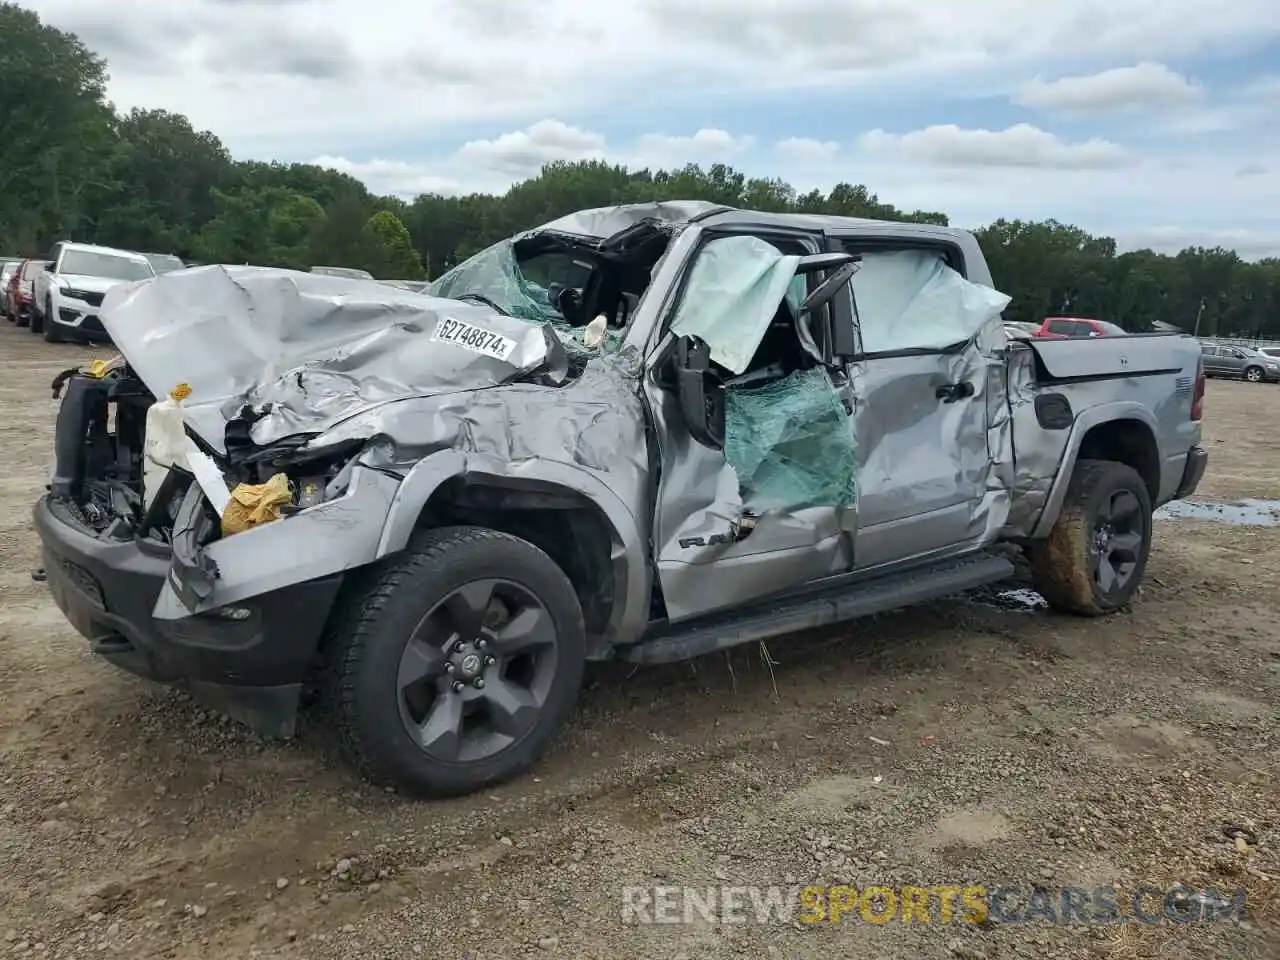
[1200, 345, 1224, 376]
[825, 231, 1012, 570]
[1218, 347, 1246, 377]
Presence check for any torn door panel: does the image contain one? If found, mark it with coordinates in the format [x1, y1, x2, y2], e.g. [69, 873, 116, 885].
[651, 400, 851, 621]
[724, 366, 857, 511]
[650, 238, 859, 621]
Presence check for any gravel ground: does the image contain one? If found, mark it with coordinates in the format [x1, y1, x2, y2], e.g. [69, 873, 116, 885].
[0, 322, 1276, 959]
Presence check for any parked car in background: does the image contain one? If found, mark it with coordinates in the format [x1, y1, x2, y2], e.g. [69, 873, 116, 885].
[311, 265, 375, 280]
[1003, 320, 1039, 339]
[141, 252, 184, 274]
[31, 242, 155, 343]
[10, 259, 44, 326]
[0, 258, 21, 318]
[1200, 342, 1280, 383]
[1034, 316, 1127, 338]
[1256, 346, 1280, 362]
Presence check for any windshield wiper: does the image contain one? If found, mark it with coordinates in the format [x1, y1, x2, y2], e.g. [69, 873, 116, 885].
[454, 293, 511, 316]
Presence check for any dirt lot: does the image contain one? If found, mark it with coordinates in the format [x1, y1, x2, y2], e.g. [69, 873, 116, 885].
[0, 322, 1276, 959]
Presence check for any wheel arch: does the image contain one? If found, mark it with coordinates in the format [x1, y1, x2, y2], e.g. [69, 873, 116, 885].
[1032, 404, 1161, 539]
[376, 450, 651, 656]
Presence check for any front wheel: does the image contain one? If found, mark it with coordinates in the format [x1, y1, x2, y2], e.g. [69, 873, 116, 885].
[43, 299, 63, 342]
[1028, 459, 1153, 616]
[326, 525, 586, 796]
[1244, 366, 1263, 383]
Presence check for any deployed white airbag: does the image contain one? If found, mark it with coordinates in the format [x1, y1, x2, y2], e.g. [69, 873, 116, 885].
[852, 250, 1012, 354]
[669, 235, 801, 375]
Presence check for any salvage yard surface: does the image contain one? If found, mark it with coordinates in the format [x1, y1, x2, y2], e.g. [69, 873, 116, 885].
[0, 323, 1276, 959]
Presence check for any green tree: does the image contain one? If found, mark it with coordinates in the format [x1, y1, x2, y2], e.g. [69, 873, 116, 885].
[87, 108, 235, 255]
[0, 2, 114, 252]
[193, 187, 325, 268]
[305, 194, 375, 270]
[359, 211, 425, 279]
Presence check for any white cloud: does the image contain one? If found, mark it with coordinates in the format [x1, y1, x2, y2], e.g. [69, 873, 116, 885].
[860, 124, 1132, 169]
[306, 156, 461, 199]
[1115, 226, 1280, 260]
[1014, 62, 1203, 113]
[1156, 73, 1280, 134]
[454, 120, 606, 176]
[774, 137, 840, 162]
[631, 129, 756, 166]
[21, 0, 1280, 159]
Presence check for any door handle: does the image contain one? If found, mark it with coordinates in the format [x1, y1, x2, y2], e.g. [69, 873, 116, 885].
[935, 381, 975, 403]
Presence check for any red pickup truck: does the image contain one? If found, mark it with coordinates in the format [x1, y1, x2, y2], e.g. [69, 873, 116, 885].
[1034, 316, 1127, 338]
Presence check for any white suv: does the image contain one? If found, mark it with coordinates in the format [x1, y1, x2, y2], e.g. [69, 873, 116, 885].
[32, 242, 155, 343]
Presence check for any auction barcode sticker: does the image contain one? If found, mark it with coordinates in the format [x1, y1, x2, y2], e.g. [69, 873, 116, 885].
[431, 316, 517, 360]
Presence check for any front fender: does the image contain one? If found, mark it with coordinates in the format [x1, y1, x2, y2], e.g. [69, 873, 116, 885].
[1030, 401, 1161, 539]
[153, 463, 401, 619]
[377, 449, 651, 647]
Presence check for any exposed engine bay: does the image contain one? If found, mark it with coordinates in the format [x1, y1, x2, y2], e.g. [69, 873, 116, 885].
[47, 363, 360, 550]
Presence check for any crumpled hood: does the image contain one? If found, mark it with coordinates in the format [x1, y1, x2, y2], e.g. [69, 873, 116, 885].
[99, 265, 564, 453]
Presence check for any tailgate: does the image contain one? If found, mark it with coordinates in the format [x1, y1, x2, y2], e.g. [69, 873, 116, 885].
[1028, 335, 1190, 380]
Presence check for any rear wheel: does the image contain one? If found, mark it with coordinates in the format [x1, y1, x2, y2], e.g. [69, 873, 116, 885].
[1029, 459, 1153, 616]
[1244, 366, 1263, 383]
[29, 306, 42, 334]
[326, 526, 586, 796]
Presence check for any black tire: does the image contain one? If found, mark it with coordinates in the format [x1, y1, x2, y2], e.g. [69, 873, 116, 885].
[325, 525, 586, 796]
[29, 307, 42, 334]
[43, 299, 63, 343]
[1028, 459, 1153, 616]
[1244, 366, 1263, 383]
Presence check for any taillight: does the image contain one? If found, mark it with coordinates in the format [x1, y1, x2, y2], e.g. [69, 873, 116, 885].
[1191, 357, 1205, 421]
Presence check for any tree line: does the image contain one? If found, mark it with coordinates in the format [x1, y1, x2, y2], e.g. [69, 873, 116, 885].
[3, 2, 1277, 338]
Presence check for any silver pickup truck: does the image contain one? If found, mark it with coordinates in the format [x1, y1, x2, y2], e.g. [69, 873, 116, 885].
[33, 201, 1208, 797]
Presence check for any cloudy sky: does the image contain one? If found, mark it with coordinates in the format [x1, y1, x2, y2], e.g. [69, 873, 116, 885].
[21, 0, 1280, 258]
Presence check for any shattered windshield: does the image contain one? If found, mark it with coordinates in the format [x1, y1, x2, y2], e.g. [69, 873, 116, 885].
[429, 238, 621, 355]
[429, 239, 563, 323]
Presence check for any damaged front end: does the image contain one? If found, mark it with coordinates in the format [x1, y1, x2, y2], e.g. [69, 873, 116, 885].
[36, 356, 377, 736]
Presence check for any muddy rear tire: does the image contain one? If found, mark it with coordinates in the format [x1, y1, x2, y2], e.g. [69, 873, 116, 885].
[1028, 459, 1153, 616]
[324, 525, 586, 796]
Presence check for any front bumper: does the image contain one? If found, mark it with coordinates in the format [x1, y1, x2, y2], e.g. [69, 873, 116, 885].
[1173, 444, 1208, 500]
[52, 301, 110, 341]
[33, 495, 344, 736]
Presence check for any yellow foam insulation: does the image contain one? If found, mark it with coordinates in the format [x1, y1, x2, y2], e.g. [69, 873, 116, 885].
[222, 473, 292, 536]
[82, 356, 126, 378]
